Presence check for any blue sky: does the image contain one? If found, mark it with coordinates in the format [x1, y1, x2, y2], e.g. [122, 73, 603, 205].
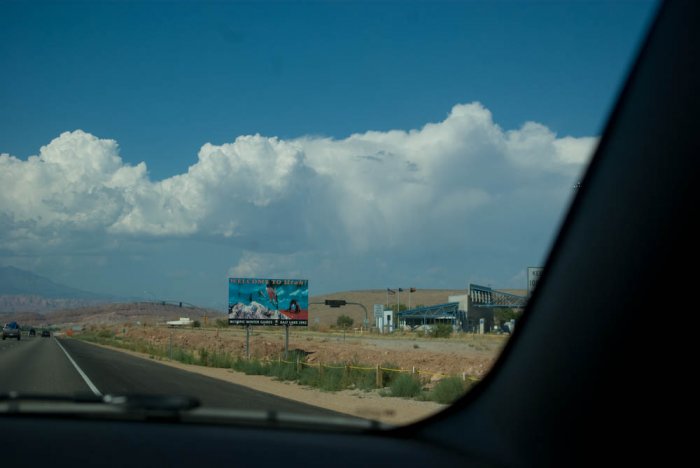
[0, 1, 657, 308]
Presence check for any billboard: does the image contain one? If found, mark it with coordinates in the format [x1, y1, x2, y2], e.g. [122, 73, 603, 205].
[228, 278, 308, 326]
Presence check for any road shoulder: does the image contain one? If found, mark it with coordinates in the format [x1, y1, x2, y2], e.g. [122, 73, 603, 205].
[70, 338, 445, 425]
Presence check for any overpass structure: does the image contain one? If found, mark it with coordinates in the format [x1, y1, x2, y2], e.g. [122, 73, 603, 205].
[468, 284, 528, 309]
[397, 302, 463, 330]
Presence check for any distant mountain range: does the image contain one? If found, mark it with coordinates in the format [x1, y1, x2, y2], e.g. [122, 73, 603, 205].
[0, 266, 116, 313]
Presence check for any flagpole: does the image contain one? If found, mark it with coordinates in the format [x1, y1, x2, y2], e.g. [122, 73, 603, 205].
[386, 288, 389, 309]
[409, 289, 411, 310]
[397, 288, 400, 312]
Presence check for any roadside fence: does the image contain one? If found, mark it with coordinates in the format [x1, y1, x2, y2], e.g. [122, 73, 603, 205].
[270, 355, 480, 387]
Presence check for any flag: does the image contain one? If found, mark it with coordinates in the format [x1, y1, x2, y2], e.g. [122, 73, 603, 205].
[410, 287, 416, 292]
[387, 288, 396, 295]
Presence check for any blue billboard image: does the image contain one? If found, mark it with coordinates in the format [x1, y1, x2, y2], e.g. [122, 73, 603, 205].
[228, 278, 308, 326]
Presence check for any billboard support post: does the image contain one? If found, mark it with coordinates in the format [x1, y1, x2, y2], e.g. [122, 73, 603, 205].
[284, 324, 289, 359]
[245, 325, 250, 359]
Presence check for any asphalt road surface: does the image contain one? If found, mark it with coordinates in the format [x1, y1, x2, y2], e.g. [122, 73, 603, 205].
[0, 334, 341, 416]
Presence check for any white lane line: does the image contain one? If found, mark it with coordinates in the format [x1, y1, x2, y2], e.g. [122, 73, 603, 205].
[54, 338, 102, 396]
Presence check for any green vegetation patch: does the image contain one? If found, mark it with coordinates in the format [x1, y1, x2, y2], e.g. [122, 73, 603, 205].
[429, 377, 469, 404]
[428, 323, 453, 338]
[386, 373, 423, 398]
[76, 328, 478, 402]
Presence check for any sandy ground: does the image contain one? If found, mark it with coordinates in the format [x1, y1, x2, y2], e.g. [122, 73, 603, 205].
[118, 326, 507, 378]
[77, 327, 509, 424]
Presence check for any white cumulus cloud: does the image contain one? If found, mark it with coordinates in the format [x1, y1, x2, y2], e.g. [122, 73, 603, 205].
[0, 103, 596, 289]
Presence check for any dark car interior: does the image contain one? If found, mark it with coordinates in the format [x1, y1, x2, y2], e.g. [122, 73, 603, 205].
[1, 1, 696, 466]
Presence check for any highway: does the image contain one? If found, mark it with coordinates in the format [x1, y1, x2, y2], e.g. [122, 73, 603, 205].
[0, 335, 341, 416]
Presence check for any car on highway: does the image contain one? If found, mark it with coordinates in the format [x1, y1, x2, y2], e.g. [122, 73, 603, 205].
[2, 322, 21, 341]
[1, 1, 694, 466]
[40, 330, 50, 338]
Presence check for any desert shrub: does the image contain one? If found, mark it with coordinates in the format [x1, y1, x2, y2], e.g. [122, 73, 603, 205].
[387, 373, 422, 398]
[97, 329, 116, 339]
[344, 366, 376, 391]
[269, 361, 299, 381]
[172, 347, 196, 365]
[298, 366, 320, 387]
[198, 348, 209, 365]
[336, 314, 354, 328]
[317, 366, 345, 392]
[429, 323, 453, 338]
[208, 350, 234, 368]
[380, 362, 401, 386]
[232, 358, 268, 375]
[215, 319, 228, 328]
[430, 377, 467, 404]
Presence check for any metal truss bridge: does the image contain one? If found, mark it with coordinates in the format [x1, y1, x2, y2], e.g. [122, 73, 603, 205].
[396, 284, 527, 331]
[397, 302, 461, 326]
[468, 284, 528, 309]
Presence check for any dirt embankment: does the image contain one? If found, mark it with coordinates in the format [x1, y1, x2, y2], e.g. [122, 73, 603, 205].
[113, 326, 507, 379]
